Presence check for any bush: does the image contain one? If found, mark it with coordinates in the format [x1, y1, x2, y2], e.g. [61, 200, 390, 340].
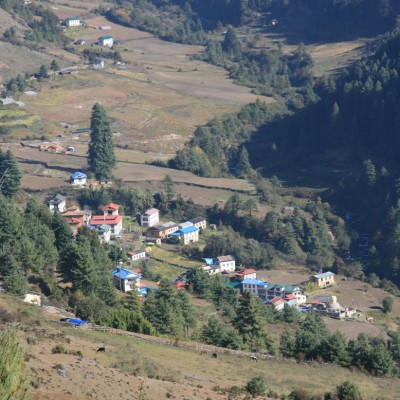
[52, 345, 66, 354]
[335, 381, 361, 400]
[245, 375, 267, 398]
[382, 296, 394, 314]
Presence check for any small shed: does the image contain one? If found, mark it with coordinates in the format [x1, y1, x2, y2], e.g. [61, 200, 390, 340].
[70, 171, 87, 185]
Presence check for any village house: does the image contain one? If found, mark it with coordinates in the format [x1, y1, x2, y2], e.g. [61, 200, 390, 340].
[101, 202, 120, 216]
[112, 267, 141, 292]
[216, 255, 236, 273]
[235, 268, 257, 281]
[269, 297, 286, 311]
[313, 271, 336, 288]
[241, 278, 269, 298]
[93, 59, 104, 69]
[140, 208, 159, 227]
[65, 217, 84, 235]
[266, 284, 304, 301]
[146, 221, 179, 239]
[201, 258, 221, 275]
[90, 215, 123, 236]
[70, 171, 87, 186]
[98, 35, 113, 47]
[179, 221, 193, 229]
[170, 225, 199, 245]
[47, 193, 66, 213]
[62, 206, 91, 224]
[64, 17, 81, 27]
[189, 217, 207, 230]
[97, 224, 111, 243]
[127, 250, 146, 262]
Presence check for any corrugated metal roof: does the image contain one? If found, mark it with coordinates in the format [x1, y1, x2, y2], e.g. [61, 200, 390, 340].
[313, 271, 335, 279]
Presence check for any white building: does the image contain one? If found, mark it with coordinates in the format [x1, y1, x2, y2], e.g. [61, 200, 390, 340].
[112, 267, 141, 292]
[65, 17, 81, 27]
[70, 171, 87, 186]
[99, 35, 113, 47]
[101, 203, 120, 216]
[170, 226, 199, 245]
[216, 255, 236, 272]
[90, 215, 123, 236]
[127, 250, 146, 262]
[48, 193, 66, 213]
[141, 208, 159, 227]
[189, 217, 207, 230]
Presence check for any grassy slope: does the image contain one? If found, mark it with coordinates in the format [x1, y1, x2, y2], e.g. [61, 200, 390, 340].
[1, 294, 400, 400]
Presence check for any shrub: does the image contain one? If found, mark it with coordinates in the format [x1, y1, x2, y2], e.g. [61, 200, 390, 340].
[335, 381, 361, 400]
[245, 375, 267, 398]
[52, 345, 66, 354]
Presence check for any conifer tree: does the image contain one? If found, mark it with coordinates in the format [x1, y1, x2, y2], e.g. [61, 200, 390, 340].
[236, 147, 252, 178]
[0, 150, 21, 197]
[0, 326, 28, 400]
[88, 103, 116, 180]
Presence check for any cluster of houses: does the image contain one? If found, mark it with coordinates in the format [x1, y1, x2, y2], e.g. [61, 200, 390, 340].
[140, 207, 207, 246]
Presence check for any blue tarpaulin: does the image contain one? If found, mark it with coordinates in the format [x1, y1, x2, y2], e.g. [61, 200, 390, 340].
[67, 318, 89, 325]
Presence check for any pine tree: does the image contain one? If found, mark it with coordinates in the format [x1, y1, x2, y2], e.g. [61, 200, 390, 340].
[50, 59, 59, 71]
[236, 147, 252, 178]
[234, 291, 273, 352]
[0, 326, 28, 400]
[162, 175, 175, 202]
[88, 103, 116, 180]
[51, 211, 72, 255]
[0, 150, 22, 197]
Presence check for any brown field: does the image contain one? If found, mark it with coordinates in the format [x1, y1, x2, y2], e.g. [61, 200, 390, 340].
[0, 8, 27, 35]
[0, 41, 56, 83]
[9, 146, 255, 196]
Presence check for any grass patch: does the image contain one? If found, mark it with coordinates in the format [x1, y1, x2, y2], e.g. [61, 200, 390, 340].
[150, 247, 200, 269]
[0, 115, 40, 127]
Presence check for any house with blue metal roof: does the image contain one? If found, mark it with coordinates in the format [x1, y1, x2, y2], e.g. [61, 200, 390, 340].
[112, 267, 141, 292]
[170, 225, 199, 245]
[70, 171, 87, 186]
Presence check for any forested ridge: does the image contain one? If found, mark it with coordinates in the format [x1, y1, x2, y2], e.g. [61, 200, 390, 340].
[108, 0, 400, 38]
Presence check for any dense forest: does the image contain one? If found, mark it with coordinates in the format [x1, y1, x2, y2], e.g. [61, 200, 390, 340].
[109, 0, 400, 39]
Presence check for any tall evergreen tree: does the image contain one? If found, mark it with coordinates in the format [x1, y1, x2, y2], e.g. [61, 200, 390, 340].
[0, 150, 21, 197]
[88, 103, 116, 180]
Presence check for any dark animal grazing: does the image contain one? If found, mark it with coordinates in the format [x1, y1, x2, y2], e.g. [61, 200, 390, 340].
[250, 356, 258, 362]
[212, 353, 218, 358]
[97, 347, 106, 353]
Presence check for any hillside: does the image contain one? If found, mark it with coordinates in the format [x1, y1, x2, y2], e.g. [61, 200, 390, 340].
[3, 293, 400, 400]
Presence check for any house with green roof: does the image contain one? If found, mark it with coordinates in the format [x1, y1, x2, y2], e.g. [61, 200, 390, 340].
[99, 35, 114, 47]
[64, 17, 81, 27]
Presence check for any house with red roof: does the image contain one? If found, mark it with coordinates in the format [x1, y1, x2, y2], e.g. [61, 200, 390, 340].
[101, 203, 120, 216]
[90, 215, 123, 236]
[235, 269, 257, 281]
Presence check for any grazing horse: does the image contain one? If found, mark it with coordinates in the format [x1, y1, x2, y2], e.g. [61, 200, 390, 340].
[97, 347, 106, 352]
[250, 355, 258, 362]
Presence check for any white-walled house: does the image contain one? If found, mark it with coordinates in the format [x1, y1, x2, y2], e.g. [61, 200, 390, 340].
[127, 250, 146, 262]
[189, 217, 207, 230]
[235, 269, 257, 281]
[170, 226, 199, 245]
[99, 35, 113, 47]
[90, 215, 123, 236]
[64, 17, 81, 27]
[140, 208, 159, 227]
[101, 203, 120, 216]
[216, 255, 236, 272]
[93, 59, 105, 69]
[241, 279, 269, 297]
[48, 193, 66, 213]
[97, 224, 111, 243]
[70, 171, 87, 186]
[112, 267, 141, 292]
